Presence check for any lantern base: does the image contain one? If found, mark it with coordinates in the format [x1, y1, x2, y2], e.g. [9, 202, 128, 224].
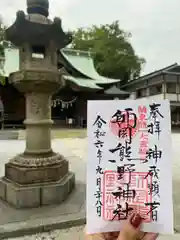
[0, 172, 75, 208]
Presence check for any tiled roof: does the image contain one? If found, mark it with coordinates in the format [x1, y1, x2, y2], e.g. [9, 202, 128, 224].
[122, 63, 179, 88]
[60, 48, 120, 85]
[62, 75, 102, 90]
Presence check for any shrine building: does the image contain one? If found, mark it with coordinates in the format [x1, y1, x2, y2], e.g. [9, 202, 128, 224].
[122, 63, 180, 126]
[0, 47, 129, 128]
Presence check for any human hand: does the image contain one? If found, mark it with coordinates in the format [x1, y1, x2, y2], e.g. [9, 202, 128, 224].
[85, 213, 158, 240]
[119, 213, 158, 240]
[85, 232, 157, 240]
[85, 230, 119, 240]
[138, 233, 158, 240]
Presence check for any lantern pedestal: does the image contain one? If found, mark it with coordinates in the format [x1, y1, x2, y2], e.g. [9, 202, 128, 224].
[0, 172, 75, 208]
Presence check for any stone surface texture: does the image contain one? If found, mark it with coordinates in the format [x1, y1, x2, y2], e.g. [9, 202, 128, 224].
[0, 0, 75, 208]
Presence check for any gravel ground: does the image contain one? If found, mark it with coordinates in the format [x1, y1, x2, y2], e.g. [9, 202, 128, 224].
[7, 226, 85, 240]
[6, 226, 180, 240]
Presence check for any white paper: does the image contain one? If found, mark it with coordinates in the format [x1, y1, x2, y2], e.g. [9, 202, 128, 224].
[87, 99, 173, 234]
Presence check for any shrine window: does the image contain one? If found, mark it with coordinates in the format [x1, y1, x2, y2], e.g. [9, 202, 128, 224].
[166, 83, 177, 94]
[136, 88, 147, 98]
[149, 85, 162, 95]
[31, 45, 46, 59]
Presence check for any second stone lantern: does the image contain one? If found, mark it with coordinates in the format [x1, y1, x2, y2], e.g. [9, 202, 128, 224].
[0, 0, 75, 208]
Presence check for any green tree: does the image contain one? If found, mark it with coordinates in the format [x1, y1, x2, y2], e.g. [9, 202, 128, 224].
[0, 18, 9, 85]
[71, 21, 145, 83]
[0, 19, 6, 56]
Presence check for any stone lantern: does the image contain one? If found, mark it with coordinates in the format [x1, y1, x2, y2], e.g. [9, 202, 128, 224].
[0, 0, 75, 208]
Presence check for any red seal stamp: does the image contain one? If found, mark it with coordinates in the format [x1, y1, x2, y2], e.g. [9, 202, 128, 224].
[102, 171, 152, 222]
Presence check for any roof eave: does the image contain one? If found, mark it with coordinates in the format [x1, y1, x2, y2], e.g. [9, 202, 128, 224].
[97, 80, 120, 86]
[122, 63, 178, 88]
[62, 75, 103, 91]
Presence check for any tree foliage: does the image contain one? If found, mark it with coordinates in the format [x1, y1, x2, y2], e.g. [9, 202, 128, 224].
[71, 21, 145, 83]
[0, 18, 7, 56]
[0, 17, 9, 85]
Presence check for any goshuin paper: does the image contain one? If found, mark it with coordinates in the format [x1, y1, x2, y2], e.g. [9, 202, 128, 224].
[87, 100, 173, 235]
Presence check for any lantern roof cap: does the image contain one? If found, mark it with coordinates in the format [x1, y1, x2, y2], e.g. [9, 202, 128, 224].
[27, 0, 49, 17]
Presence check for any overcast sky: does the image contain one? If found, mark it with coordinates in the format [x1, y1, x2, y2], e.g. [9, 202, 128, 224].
[1, 0, 180, 75]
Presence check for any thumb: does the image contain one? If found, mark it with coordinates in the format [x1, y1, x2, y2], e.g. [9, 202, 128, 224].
[117, 213, 143, 240]
[143, 233, 159, 240]
[84, 226, 107, 240]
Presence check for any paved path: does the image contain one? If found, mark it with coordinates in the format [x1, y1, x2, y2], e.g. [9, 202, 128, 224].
[0, 138, 86, 239]
[1, 133, 180, 239]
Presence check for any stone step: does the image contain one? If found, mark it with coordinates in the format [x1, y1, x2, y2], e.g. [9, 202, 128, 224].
[0, 131, 19, 140]
[18, 130, 26, 140]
